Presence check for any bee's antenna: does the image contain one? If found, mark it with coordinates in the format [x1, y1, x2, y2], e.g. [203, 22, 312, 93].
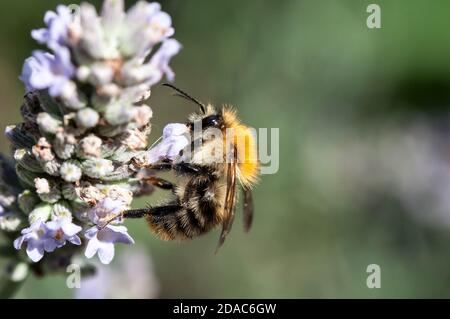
[163, 83, 207, 114]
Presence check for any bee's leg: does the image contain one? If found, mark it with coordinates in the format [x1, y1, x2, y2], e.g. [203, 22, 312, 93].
[173, 163, 210, 175]
[123, 204, 182, 219]
[142, 176, 174, 190]
[147, 163, 173, 171]
[124, 203, 199, 240]
[147, 162, 210, 175]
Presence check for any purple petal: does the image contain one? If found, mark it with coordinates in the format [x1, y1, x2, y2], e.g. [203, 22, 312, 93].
[43, 238, 58, 252]
[54, 47, 75, 77]
[98, 243, 115, 265]
[165, 135, 189, 159]
[147, 39, 181, 86]
[13, 236, 25, 250]
[150, 11, 174, 37]
[61, 221, 82, 237]
[26, 245, 44, 263]
[85, 236, 100, 258]
[31, 28, 49, 43]
[33, 5, 72, 50]
[85, 226, 99, 240]
[147, 124, 189, 162]
[21, 55, 53, 91]
[68, 235, 82, 246]
[98, 225, 134, 245]
[44, 10, 58, 24]
[163, 123, 189, 139]
[20, 49, 75, 96]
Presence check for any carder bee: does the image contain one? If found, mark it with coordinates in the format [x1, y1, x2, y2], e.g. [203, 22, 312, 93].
[112, 84, 260, 251]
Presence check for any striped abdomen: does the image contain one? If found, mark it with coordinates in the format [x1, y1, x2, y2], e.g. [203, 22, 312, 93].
[146, 176, 226, 241]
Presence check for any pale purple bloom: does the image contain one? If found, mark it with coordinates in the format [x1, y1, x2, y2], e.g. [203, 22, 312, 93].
[20, 49, 75, 96]
[0, 205, 4, 217]
[147, 10, 175, 43]
[122, 1, 175, 57]
[85, 225, 134, 265]
[13, 221, 58, 262]
[84, 198, 134, 264]
[31, 5, 73, 50]
[46, 218, 82, 247]
[147, 123, 189, 163]
[146, 39, 182, 86]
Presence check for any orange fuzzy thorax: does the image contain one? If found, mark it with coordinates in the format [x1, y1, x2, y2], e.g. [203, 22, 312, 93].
[222, 107, 260, 188]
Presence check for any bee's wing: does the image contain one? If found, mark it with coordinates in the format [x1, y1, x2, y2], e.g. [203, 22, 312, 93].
[216, 150, 238, 252]
[242, 187, 254, 233]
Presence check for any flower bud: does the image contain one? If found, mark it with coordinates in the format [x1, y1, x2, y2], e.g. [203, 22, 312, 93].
[42, 159, 61, 176]
[60, 160, 82, 182]
[32, 137, 55, 162]
[108, 144, 135, 162]
[82, 158, 114, 178]
[104, 102, 134, 126]
[18, 190, 40, 214]
[76, 65, 91, 82]
[133, 105, 153, 127]
[54, 131, 76, 160]
[89, 63, 114, 86]
[76, 108, 100, 128]
[28, 203, 53, 223]
[99, 164, 133, 182]
[78, 134, 102, 158]
[98, 184, 133, 206]
[79, 183, 105, 206]
[60, 81, 87, 110]
[36, 112, 62, 134]
[96, 83, 121, 98]
[122, 129, 148, 151]
[34, 178, 61, 204]
[52, 201, 73, 220]
[62, 183, 80, 201]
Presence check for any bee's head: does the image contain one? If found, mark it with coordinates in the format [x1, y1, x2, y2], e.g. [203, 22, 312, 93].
[162, 83, 232, 131]
[187, 106, 226, 131]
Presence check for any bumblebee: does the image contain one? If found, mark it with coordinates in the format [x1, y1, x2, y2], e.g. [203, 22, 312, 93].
[123, 84, 260, 250]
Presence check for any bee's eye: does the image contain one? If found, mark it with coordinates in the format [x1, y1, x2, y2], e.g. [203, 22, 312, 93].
[202, 115, 222, 128]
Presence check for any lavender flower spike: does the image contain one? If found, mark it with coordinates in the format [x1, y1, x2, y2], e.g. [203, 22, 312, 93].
[3, 0, 182, 292]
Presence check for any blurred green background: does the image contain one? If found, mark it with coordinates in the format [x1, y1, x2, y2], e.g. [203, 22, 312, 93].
[3, 0, 450, 298]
